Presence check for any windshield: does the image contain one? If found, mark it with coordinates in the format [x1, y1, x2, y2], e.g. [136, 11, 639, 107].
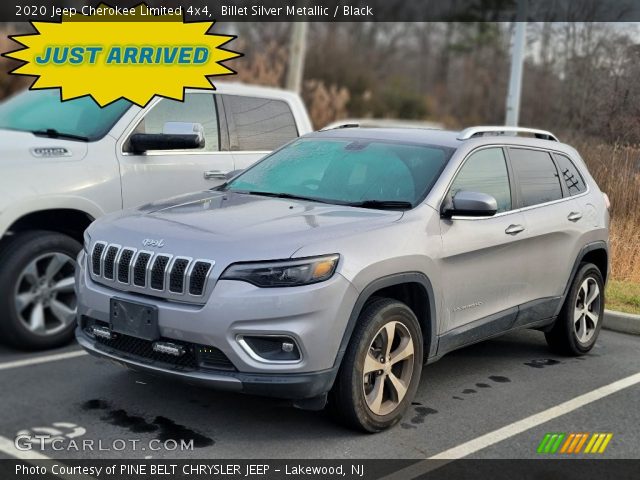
[225, 137, 453, 208]
[0, 90, 131, 141]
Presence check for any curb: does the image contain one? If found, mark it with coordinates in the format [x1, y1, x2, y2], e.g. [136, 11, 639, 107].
[603, 309, 640, 335]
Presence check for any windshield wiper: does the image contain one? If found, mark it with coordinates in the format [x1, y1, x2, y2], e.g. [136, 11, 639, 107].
[346, 200, 413, 210]
[234, 190, 333, 204]
[32, 128, 89, 142]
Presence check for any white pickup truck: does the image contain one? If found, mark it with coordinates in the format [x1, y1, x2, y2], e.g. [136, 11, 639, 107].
[0, 83, 312, 349]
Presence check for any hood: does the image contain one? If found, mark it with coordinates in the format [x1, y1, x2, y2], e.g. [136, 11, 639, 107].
[0, 129, 88, 163]
[88, 191, 403, 263]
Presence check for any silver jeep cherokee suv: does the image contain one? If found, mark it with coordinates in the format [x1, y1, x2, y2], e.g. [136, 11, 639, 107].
[76, 126, 609, 432]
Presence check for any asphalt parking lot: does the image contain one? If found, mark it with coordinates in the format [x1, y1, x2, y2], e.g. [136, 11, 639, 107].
[0, 328, 638, 460]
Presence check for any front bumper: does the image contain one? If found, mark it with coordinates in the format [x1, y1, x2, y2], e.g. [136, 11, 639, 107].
[76, 329, 336, 399]
[75, 251, 359, 399]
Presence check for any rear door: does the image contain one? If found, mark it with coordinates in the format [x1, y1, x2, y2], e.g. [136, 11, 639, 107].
[439, 147, 528, 332]
[507, 147, 583, 309]
[220, 94, 300, 171]
[117, 92, 234, 208]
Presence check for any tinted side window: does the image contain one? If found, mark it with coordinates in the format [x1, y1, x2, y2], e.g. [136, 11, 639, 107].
[509, 148, 562, 207]
[223, 95, 298, 151]
[554, 153, 587, 195]
[128, 93, 219, 152]
[450, 148, 511, 213]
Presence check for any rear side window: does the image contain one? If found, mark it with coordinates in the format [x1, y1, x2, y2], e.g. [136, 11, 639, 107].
[509, 148, 563, 207]
[222, 95, 298, 151]
[553, 153, 587, 195]
[449, 148, 512, 213]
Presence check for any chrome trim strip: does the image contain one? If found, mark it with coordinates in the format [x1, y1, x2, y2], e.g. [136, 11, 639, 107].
[438, 144, 591, 221]
[236, 335, 303, 365]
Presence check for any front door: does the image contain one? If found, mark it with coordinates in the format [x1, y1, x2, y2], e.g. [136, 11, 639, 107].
[439, 147, 528, 332]
[117, 92, 234, 208]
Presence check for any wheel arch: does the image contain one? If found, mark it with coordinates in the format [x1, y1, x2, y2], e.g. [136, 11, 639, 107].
[555, 240, 609, 317]
[4, 208, 95, 245]
[332, 272, 438, 374]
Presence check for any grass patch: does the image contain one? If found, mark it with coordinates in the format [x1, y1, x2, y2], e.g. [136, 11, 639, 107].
[606, 280, 640, 315]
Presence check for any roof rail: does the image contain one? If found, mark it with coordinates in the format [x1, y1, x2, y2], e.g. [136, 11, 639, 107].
[321, 123, 360, 130]
[457, 126, 559, 142]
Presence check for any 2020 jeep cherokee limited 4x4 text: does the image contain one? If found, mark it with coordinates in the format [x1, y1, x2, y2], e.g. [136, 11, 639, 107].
[76, 126, 609, 432]
[0, 83, 311, 349]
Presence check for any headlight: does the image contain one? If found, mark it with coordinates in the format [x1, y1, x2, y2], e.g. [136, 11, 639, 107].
[220, 254, 340, 287]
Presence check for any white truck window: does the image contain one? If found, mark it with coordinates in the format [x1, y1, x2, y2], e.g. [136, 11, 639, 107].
[128, 93, 220, 152]
[223, 95, 298, 151]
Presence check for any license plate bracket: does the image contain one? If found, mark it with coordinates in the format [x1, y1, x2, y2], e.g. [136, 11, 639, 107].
[110, 298, 159, 341]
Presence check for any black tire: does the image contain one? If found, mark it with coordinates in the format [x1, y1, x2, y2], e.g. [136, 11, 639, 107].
[545, 262, 605, 356]
[331, 298, 423, 432]
[0, 230, 81, 350]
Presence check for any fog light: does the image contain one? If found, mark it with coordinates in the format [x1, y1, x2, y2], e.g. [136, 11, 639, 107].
[152, 341, 185, 357]
[91, 326, 114, 340]
[238, 335, 301, 362]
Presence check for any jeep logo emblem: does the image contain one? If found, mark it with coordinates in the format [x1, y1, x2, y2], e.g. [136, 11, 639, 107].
[142, 238, 165, 248]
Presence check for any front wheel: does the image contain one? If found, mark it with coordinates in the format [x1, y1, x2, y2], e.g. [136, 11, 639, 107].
[331, 298, 423, 432]
[545, 262, 605, 356]
[0, 231, 81, 350]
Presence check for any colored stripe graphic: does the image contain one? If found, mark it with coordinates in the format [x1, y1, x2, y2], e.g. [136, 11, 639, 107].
[598, 434, 613, 453]
[539, 433, 613, 454]
[574, 433, 589, 453]
[560, 433, 575, 453]
[537, 433, 566, 453]
[585, 433, 614, 453]
[550, 433, 565, 453]
[584, 433, 599, 453]
[537, 433, 552, 453]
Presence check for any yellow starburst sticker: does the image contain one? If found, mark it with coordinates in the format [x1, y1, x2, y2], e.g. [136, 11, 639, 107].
[3, 3, 241, 107]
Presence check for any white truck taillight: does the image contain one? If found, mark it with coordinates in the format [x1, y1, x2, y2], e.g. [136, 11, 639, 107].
[603, 193, 611, 210]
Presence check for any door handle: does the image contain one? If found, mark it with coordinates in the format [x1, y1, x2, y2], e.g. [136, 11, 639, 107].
[567, 211, 583, 222]
[505, 224, 525, 235]
[204, 170, 228, 180]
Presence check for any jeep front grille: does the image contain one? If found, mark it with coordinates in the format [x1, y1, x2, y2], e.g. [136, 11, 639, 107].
[133, 253, 151, 287]
[92, 243, 105, 275]
[150, 255, 170, 290]
[189, 261, 211, 296]
[103, 246, 119, 280]
[169, 259, 189, 293]
[89, 242, 214, 303]
[117, 249, 135, 283]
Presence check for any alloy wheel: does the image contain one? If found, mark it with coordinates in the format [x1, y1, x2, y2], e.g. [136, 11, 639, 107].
[362, 320, 415, 416]
[574, 277, 600, 344]
[14, 253, 77, 336]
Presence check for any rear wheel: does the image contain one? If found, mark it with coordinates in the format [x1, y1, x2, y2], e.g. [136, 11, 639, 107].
[0, 231, 80, 350]
[545, 263, 604, 355]
[331, 298, 423, 432]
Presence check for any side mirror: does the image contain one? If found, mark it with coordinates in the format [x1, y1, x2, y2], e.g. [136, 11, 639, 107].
[129, 122, 205, 153]
[441, 191, 498, 218]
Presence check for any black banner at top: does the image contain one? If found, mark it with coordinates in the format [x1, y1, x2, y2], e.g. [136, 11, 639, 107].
[2, 0, 640, 22]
